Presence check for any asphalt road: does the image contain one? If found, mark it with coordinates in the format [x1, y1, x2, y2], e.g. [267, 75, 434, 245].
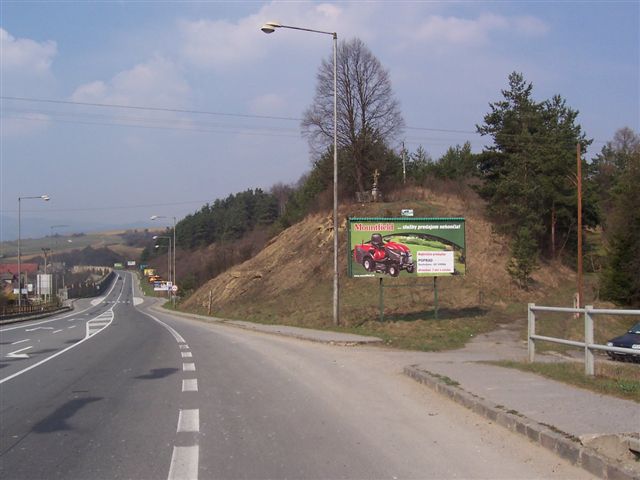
[0, 272, 594, 479]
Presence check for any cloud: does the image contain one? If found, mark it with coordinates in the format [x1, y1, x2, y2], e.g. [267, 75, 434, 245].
[178, 1, 365, 70]
[70, 56, 190, 108]
[0, 28, 57, 74]
[408, 13, 548, 49]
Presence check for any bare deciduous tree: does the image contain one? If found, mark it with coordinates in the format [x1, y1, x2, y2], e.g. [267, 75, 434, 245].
[302, 38, 404, 194]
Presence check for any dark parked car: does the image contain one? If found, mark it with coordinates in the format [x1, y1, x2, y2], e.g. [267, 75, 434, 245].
[607, 322, 640, 362]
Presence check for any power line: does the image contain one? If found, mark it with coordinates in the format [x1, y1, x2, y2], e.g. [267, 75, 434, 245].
[0, 95, 485, 137]
[0, 199, 215, 215]
[1, 95, 301, 122]
[1, 95, 608, 144]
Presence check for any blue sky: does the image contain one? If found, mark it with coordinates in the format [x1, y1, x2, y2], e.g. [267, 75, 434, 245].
[1, 1, 638, 240]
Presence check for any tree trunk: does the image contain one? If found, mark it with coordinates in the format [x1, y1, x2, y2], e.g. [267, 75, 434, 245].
[550, 205, 556, 258]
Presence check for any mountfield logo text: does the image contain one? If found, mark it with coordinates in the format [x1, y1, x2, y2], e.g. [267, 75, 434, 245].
[352, 223, 395, 232]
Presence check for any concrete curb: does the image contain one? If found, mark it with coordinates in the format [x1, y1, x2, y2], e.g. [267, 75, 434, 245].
[148, 303, 383, 346]
[404, 365, 638, 480]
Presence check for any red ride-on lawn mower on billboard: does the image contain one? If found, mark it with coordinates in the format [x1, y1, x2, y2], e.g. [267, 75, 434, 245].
[353, 234, 415, 277]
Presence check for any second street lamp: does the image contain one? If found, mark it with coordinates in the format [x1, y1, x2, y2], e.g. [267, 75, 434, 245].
[261, 21, 340, 326]
[153, 235, 172, 298]
[17, 194, 50, 307]
[151, 215, 177, 306]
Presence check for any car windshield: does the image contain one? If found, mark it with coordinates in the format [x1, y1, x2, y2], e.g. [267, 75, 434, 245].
[628, 322, 640, 334]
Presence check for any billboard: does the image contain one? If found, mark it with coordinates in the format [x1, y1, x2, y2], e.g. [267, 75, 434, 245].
[348, 217, 466, 278]
[37, 274, 52, 295]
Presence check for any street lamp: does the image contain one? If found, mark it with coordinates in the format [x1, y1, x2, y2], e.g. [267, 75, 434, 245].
[50, 224, 69, 301]
[151, 215, 177, 305]
[153, 235, 172, 298]
[18, 194, 50, 307]
[261, 20, 340, 326]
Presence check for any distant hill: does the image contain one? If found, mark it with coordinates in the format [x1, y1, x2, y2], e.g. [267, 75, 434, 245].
[0, 228, 160, 266]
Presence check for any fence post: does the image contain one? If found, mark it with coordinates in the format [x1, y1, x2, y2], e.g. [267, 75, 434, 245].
[584, 305, 595, 376]
[528, 303, 536, 363]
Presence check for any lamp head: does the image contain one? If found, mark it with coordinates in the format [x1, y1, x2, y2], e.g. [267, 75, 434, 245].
[150, 215, 159, 220]
[261, 21, 281, 34]
[41, 195, 50, 201]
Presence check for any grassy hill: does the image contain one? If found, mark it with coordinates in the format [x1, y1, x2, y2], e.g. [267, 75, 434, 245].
[181, 184, 631, 351]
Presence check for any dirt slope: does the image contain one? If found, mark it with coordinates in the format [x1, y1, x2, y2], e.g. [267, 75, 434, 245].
[182, 185, 576, 330]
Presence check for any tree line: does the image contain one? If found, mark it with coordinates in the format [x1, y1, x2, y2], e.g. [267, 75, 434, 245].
[141, 38, 638, 307]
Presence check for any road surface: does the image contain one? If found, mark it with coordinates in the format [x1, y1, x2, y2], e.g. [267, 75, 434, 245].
[0, 272, 593, 479]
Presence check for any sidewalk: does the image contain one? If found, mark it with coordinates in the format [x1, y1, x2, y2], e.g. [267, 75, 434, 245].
[404, 328, 639, 480]
[154, 304, 638, 479]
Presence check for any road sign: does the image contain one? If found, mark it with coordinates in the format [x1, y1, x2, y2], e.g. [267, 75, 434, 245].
[171, 285, 178, 292]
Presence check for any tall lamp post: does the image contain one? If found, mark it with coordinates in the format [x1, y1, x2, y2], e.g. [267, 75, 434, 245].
[151, 215, 177, 306]
[50, 224, 69, 301]
[18, 194, 50, 307]
[261, 21, 340, 326]
[153, 235, 172, 298]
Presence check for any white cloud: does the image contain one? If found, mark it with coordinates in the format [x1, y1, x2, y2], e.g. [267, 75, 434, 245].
[70, 56, 190, 108]
[408, 12, 548, 49]
[0, 28, 57, 74]
[177, 1, 370, 70]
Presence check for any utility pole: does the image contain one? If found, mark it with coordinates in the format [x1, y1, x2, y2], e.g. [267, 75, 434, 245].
[402, 141, 406, 184]
[577, 143, 583, 308]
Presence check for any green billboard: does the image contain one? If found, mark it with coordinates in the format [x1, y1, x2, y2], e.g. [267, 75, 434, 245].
[348, 217, 466, 278]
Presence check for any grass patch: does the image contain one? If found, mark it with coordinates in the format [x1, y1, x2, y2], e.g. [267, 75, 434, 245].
[487, 360, 640, 403]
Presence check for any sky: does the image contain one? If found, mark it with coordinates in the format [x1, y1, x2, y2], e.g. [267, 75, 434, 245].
[1, 0, 638, 241]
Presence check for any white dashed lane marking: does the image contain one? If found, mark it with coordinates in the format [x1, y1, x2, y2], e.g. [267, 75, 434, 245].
[168, 446, 198, 480]
[177, 409, 199, 433]
[182, 379, 198, 392]
[183, 363, 196, 372]
[181, 352, 193, 358]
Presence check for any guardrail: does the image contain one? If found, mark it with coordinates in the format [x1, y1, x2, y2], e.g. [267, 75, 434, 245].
[528, 303, 640, 375]
[1, 302, 62, 319]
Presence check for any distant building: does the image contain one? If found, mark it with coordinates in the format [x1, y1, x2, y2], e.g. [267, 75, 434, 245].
[0, 263, 39, 276]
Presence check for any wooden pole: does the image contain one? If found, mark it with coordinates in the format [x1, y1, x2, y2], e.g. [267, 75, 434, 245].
[577, 143, 583, 308]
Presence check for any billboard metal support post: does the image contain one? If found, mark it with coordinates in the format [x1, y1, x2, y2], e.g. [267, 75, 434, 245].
[379, 278, 384, 322]
[434, 277, 439, 320]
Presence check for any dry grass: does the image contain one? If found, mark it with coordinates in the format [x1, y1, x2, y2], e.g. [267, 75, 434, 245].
[488, 360, 640, 402]
[180, 184, 604, 351]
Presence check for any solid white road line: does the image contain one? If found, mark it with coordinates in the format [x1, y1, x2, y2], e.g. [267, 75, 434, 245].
[177, 409, 199, 433]
[182, 379, 198, 392]
[140, 311, 186, 344]
[11, 339, 30, 345]
[183, 363, 196, 372]
[0, 274, 120, 333]
[0, 276, 125, 386]
[181, 352, 193, 358]
[167, 446, 198, 480]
